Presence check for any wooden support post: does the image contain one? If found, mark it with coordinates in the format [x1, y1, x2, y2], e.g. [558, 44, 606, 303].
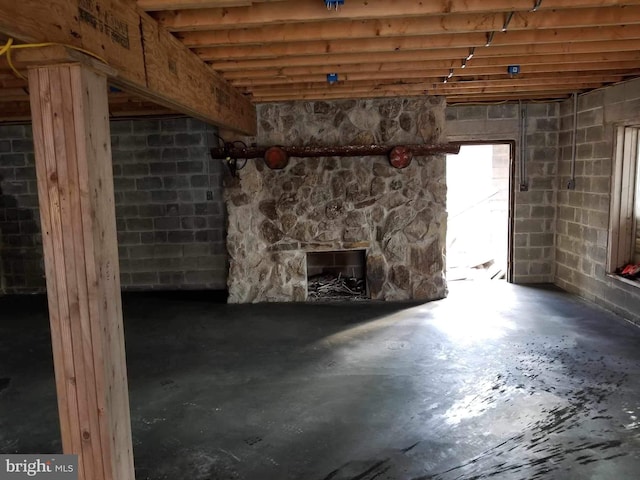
[28, 62, 134, 480]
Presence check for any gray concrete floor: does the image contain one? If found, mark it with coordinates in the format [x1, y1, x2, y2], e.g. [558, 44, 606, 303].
[1, 281, 640, 479]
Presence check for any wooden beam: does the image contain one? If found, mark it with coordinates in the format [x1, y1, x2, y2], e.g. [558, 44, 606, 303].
[0, 0, 256, 134]
[28, 63, 134, 480]
[220, 51, 640, 80]
[193, 25, 640, 61]
[155, 0, 640, 31]
[139, 0, 290, 11]
[251, 88, 579, 102]
[177, 5, 640, 48]
[228, 63, 640, 87]
[246, 74, 629, 97]
[208, 39, 640, 71]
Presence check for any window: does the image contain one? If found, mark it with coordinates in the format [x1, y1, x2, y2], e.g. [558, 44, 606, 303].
[608, 126, 640, 275]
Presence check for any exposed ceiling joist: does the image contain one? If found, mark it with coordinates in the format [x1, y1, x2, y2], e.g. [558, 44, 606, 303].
[175, 5, 640, 48]
[3, 0, 640, 118]
[152, 0, 640, 31]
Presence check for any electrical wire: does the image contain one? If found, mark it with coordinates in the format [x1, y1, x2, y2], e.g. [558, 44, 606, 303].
[231, 140, 248, 171]
[0, 38, 108, 80]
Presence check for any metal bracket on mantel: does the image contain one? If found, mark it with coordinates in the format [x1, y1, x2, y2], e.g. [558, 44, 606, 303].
[210, 143, 461, 170]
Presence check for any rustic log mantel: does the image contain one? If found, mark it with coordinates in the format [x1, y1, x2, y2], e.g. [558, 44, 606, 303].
[210, 143, 461, 160]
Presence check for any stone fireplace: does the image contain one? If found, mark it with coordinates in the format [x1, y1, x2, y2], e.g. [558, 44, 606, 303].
[223, 97, 447, 303]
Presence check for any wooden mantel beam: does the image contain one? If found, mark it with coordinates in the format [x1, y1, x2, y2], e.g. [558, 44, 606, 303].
[0, 0, 256, 134]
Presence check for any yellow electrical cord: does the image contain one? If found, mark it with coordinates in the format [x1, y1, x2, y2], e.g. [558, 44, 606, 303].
[0, 38, 108, 80]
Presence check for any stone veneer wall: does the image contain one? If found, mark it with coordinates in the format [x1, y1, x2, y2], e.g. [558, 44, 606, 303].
[224, 97, 447, 303]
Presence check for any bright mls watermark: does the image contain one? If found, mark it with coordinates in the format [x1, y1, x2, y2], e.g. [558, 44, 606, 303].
[0, 455, 77, 479]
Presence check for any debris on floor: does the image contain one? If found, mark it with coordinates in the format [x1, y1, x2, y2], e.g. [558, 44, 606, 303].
[616, 263, 640, 281]
[307, 273, 367, 301]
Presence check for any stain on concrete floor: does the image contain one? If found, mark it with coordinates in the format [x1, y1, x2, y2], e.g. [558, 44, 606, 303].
[0, 282, 639, 479]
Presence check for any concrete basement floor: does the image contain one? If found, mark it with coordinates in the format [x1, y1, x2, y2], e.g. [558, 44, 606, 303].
[1, 281, 639, 480]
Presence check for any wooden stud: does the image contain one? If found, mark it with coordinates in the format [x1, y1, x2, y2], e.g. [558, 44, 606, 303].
[28, 63, 135, 480]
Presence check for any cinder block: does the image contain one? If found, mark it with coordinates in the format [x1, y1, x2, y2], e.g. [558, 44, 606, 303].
[178, 204, 196, 216]
[530, 262, 552, 276]
[114, 177, 136, 191]
[149, 162, 177, 175]
[154, 217, 181, 230]
[119, 135, 148, 150]
[456, 105, 486, 120]
[138, 204, 166, 217]
[578, 90, 604, 111]
[110, 120, 132, 135]
[190, 174, 209, 187]
[118, 232, 141, 245]
[0, 125, 25, 138]
[161, 147, 189, 162]
[168, 231, 194, 243]
[151, 190, 178, 202]
[160, 118, 190, 133]
[188, 146, 210, 159]
[487, 103, 518, 119]
[593, 141, 613, 159]
[0, 153, 25, 166]
[116, 205, 139, 217]
[126, 218, 153, 231]
[175, 133, 203, 147]
[577, 108, 603, 128]
[132, 119, 160, 134]
[148, 134, 175, 147]
[132, 272, 159, 284]
[163, 176, 190, 189]
[177, 161, 204, 173]
[181, 216, 207, 229]
[112, 150, 134, 164]
[122, 163, 149, 177]
[136, 177, 163, 190]
[124, 191, 151, 203]
[535, 118, 558, 131]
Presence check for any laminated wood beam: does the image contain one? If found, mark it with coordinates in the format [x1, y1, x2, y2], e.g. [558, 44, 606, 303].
[0, 0, 256, 134]
[29, 63, 134, 480]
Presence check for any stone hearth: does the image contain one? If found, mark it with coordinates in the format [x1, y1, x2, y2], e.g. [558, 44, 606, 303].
[223, 97, 447, 303]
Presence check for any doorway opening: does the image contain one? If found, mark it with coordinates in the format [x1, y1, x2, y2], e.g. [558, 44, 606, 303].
[446, 144, 512, 282]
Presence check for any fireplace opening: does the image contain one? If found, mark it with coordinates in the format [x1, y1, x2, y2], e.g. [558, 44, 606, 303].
[306, 250, 368, 301]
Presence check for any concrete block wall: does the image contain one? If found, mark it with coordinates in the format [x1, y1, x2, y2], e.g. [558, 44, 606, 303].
[111, 118, 227, 290]
[446, 102, 559, 283]
[0, 118, 227, 293]
[0, 124, 43, 293]
[557, 79, 640, 323]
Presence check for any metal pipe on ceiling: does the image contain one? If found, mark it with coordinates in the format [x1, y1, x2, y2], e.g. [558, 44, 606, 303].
[568, 92, 578, 190]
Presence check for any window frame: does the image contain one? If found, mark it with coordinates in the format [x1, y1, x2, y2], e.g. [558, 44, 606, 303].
[607, 125, 640, 275]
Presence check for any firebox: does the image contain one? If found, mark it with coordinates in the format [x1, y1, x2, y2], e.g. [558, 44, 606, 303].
[306, 250, 368, 301]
